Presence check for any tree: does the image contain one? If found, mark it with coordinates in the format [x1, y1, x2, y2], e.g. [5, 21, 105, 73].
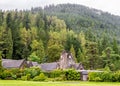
[0, 51, 2, 69]
[84, 42, 99, 69]
[77, 31, 86, 63]
[70, 44, 77, 62]
[6, 12, 13, 29]
[47, 16, 66, 31]
[47, 44, 63, 62]
[29, 40, 45, 63]
[0, 11, 4, 26]
[101, 47, 120, 71]
[77, 48, 84, 62]
[20, 28, 31, 59]
[23, 12, 31, 30]
[64, 30, 76, 51]
[112, 38, 119, 54]
[0, 28, 13, 59]
[35, 13, 45, 29]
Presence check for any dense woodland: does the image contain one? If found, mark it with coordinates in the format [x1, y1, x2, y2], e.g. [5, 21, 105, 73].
[0, 4, 120, 71]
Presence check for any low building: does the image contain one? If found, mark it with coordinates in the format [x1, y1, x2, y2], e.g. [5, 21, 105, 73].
[2, 59, 28, 69]
[2, 50, 84, 71]
[40, 62, 59, 72]
[58, 50, 84, 70]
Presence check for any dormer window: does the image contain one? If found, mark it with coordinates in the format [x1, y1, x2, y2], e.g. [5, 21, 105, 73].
[69, 56, 71, 59]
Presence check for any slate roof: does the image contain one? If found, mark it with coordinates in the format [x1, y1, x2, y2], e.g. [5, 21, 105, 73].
[40, 62, 58, 71]
[32, 62, 39, 66]
[2, 59, 25, 68]
[75, 63, 84, 70]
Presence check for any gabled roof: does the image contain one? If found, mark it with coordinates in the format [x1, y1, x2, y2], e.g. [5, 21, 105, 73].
[2, 59, 25, 68]
[75, 63, 84, 70]
[32, 62, 39, 66]
[40, 62, 58, 71]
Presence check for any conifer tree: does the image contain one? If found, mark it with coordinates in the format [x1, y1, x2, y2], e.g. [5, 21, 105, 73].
[0, 51, 2, 69]
[70, 44, 77, 62]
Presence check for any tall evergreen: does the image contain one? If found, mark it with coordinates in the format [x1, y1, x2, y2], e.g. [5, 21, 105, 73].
[0, 51, 2, 69]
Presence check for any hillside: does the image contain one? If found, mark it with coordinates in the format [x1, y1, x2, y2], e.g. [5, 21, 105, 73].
[32, 4, 120, 42]
[43, 4, 120, 29]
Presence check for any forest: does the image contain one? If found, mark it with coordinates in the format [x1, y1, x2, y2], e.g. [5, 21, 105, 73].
[0, 4, 120, 71]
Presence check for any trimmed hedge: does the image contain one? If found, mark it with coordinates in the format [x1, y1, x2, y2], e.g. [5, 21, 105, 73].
[88, 71, 120, 82]
[33, 73, 47, 81]
[65, 69, 80, 80]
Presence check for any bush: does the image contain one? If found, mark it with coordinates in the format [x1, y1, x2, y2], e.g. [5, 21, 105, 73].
[23, 67, 41, 78]
[65, 69, 80, 80]
[112, 71, 120, 82]
[1, 69, 12, 79]
[100, 72, 112, 82]
[47, 69, 65, 78]
[21, 74, 31, 81]
[10, 68, 23, 79]
[88, 72, 102, 81]
[89, 72, 112, 82]
[94, 77, 102, 82]
[33, 73, 47, 81]
[44, 69, 66, 81]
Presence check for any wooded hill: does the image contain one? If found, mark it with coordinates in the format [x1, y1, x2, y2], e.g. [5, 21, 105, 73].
[42, 4, 120, 42]
[0, 4, 120, 71]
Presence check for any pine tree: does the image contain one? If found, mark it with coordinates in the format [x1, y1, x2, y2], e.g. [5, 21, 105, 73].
[29, 40, 45, 63]
[112, 38, 119, 54]
[70, 44, 77, 62]
[47, 44, 63, 62]
[23, 12, 31, 30]
[0, 51, 2, 69]
[85, 42, 99, 69]
[6, 12, 13, 29]
[0, 11, 4, 26]
[77, 48, 84, 62]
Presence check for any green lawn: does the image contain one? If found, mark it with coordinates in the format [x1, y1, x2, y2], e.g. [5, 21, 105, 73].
[0, 80, 120, 86]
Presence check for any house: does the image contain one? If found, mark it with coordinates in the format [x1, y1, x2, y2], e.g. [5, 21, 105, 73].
[58, 50, 84, 70]
[2, 59, 28, 69]
[39, 50, 84, 71]
[2, 50, 84, 71]
[40, 62, 59, 72]
[27, 61, 39, 67]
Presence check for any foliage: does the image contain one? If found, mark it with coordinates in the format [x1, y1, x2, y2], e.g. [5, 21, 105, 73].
[23, 67, 41, 78]
[47, 44, 63, 62]
[65, 69, 80, 80]
[0, 51, 2, 69]
[0, 4, 120, 71]
[70, 45, 77, 62]
[29, 40, 45, 63]
[32, 73, 47, 81]
[21, 74, 31, 81]
[88, 71, 120, 82]
[0, 69, 12, 79]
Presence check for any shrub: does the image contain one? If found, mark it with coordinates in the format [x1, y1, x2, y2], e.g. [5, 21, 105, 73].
[94, 77, 102, 82]
[1, 69, 12, 79]
[65, 69, 80, 80]
[88, 72, 102, 81]
[33, 73, 47, 81]
[23, 67, 41, 78]
[112, 71, 120, 82]
[48, 69, 65, 78]
[10, 68, 22, 79]
[102, 72, 112, 82]
[21, 74, 31, 81]
[21, 76, 28, 81]
[89, 72, 112, 82]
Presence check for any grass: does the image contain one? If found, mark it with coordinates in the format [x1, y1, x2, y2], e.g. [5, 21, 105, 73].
[0, 80, 120, 86]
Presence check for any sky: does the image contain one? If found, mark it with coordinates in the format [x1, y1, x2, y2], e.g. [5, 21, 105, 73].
[0, 0, 120, 16]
